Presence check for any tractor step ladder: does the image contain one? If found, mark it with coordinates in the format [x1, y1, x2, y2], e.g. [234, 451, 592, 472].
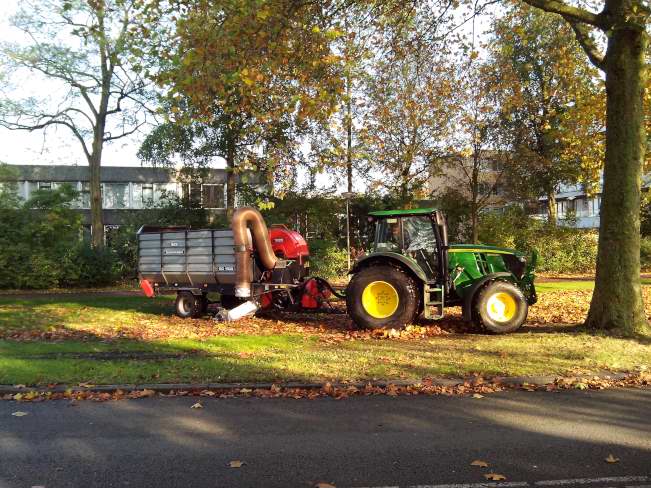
[423, 282, 444, 320]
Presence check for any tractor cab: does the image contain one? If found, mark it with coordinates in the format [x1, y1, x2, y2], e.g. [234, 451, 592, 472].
[369, 208, 448, 282]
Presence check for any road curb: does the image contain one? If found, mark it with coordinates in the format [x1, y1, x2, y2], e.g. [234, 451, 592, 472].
[0, 372, 635, 395]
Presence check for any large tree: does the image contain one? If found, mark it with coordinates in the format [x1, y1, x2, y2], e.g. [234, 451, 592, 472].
[437, 63, 508, 243]
[514, 0, 649, 334]
[0, 0, 151, 249]
[147, 0, 344, 214]
[489, 4, 604, 226]
[359, 33, 455, 205]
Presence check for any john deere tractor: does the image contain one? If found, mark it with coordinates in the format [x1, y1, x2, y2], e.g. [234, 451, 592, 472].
[346, 208, 537, 333]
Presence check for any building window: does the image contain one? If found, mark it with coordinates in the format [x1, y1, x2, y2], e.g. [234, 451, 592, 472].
[38, 181, 52, 191]
[202, 184, 225, 208]
[103, 183, 129, 209]
[78, 182, 90, 208]
[142, 183, 154, 205]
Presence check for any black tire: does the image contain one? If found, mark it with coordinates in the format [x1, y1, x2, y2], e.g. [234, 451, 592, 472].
[473, 281, 528, 334]
[346, 265, 419, 329]
[175, 291, 203, 319]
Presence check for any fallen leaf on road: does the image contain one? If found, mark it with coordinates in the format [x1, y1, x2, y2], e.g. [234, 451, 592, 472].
[472, 394, 484, 399]
[229, 460, 244, 468]
[190, 402, 203, 409]
[470, 460, 489, 467]
[12, 411, 29, 417]
[78, 382, 95, 388]
[315, 483, 336, 488]
[484, 473, 506, 481]
[605, 454, 620, 463]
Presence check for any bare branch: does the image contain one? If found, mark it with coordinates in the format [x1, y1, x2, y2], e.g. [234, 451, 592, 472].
[520, 0, 606, 28]
[1, 117, 90, 160]
[565, 18, 606, 69]
[103, 121, 146, 142]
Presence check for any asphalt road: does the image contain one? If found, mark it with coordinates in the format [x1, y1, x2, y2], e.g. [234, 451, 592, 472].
[1, 388, 650, 488]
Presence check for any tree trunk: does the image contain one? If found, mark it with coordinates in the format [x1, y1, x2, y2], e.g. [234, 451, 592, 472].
[585, 25, 649, 335]
[225, 135, 236, 221]
[89, 152, 103, 249]
[346, 72, 353, 193]
[471, 203, 478, 244]
[547, 191, 557, 226]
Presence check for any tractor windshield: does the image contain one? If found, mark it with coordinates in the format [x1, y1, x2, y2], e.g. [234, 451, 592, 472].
[374, 216, 437, 253]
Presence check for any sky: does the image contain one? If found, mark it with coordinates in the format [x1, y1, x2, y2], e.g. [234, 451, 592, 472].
[0, 0, 157, 168]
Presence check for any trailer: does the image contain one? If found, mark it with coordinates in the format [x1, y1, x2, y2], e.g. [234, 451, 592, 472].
[138, 206, 537, 333]
[138, 207, 337, 321]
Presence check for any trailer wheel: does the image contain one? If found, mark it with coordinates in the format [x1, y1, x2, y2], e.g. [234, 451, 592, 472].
[346, 265, 419, 329]
[474, 281, 528, 334]
[175, 292, 203, 319]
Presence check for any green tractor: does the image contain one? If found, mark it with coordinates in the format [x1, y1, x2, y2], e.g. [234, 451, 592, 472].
[346, 208, 537, 333]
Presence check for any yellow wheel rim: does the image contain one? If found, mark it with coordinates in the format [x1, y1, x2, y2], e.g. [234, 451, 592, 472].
[361, 281, 399, 319]
[486, 292, 517, 322]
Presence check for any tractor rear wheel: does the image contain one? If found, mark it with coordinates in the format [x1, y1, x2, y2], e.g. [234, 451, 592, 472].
[474, 281, 528, 334]
[346, 265, 419, 329]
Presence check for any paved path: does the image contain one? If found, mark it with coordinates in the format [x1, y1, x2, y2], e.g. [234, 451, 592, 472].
[1, 388, 650, 488]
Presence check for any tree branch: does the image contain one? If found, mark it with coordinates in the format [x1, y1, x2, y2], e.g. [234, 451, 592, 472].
[1, 118, 90, 160]
[103, 121, 145, 142]
[520, 0, 606, 28]
[565, 18, 606, 70]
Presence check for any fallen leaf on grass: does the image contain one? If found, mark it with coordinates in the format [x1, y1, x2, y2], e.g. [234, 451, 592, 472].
[12, 411, 29, 417]
[472, 394, 484, 399]
[484, 473, 506, 481]
[605, 454, 620, 463]
[190, 402, 203, 409]
[470, 460, 489, 467]
[229, 460, 245, 468]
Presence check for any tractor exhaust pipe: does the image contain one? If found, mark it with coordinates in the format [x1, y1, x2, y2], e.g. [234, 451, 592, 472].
[232, 207, 278, 298]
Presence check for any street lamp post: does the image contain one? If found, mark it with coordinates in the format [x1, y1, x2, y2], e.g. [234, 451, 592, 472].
[341, 191, 356, 270]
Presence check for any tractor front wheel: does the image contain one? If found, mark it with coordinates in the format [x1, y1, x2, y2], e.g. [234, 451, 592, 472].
[346, 265, 419, 329]
[474, 281, 528, 334]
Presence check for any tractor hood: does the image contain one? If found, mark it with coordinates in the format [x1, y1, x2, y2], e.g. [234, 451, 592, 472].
[448, 243, 538, 278]
[448, 244, 524, 257]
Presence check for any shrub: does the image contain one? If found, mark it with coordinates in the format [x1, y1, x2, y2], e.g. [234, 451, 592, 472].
[478, 208, 598, 274]
[62, 244, 120, 287]
[641, 237, 651, 270]
[0, 186, 84, 289]
[308, 239, 349, 279]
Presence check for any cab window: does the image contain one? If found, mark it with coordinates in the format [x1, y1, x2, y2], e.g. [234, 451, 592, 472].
[375, 218, 402, 251]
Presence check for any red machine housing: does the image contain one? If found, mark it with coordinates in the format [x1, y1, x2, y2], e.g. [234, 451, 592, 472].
[300, 278, 331, 308]
[269, 224, 309, 262]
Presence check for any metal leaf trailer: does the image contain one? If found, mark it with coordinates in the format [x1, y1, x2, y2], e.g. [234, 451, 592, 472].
[138, 207, 537, 333]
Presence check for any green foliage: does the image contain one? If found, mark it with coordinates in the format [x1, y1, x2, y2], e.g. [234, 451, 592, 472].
[61, 244, 120, 288]
[478, 208, 598, 273]
[308, 240, 349, 279]
[640, 237, 651, 269]
[0, 186, 82, 289]
[433, 188, 472, 242]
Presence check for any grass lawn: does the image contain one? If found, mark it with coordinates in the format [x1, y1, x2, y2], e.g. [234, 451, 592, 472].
[0, 282, 649, 386]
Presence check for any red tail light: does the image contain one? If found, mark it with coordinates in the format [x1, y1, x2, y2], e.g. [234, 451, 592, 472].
[140, 279, 155, 298]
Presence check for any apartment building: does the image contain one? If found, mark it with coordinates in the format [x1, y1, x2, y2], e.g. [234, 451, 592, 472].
[0, 164, 261, 233]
